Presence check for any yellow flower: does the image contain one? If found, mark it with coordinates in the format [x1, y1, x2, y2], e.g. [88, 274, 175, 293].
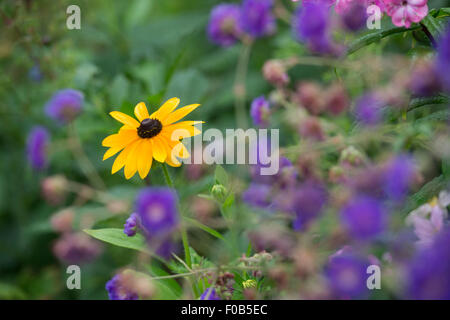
[102, 98, 203, 179]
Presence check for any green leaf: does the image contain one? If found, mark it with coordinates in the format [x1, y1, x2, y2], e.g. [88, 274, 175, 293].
[347, 25, 421, 55]
[183, 216, 225, 240]
[408, 95, 449, 111]
[214, 165, 229, 186]
[443, 159, 450, 179]
[83, 228, 149, 253]
[420, 14, 446, 41]
[402, 175, 449, 215]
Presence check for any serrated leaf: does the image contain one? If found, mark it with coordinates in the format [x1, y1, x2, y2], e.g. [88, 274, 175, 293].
[420, 14, 446, 41]
[84, 228, 149, 253]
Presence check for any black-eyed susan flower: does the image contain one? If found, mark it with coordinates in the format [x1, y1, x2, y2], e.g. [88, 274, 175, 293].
[102, 98, 203, 179]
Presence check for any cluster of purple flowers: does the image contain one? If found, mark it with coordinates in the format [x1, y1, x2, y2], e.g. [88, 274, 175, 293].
[207, 0, 275, 47]
[26, 88, 84, 171]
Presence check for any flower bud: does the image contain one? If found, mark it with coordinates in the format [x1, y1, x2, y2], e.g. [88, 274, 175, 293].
[211, 184, 227, 203]
[263, 59, 289, 87]
[41, 175, 68, 205]
[339, 146, 365, 167]
[294, 82, 324, 115]
[51, 209, 74, 233]
[324, 83, 349, 115]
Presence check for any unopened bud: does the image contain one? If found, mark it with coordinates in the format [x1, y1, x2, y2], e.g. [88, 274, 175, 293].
[211, 184, 227, 203]
[263, 60, 289, 87]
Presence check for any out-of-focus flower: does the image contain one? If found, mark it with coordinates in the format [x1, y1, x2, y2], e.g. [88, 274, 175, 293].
[251, 155, 297, 187]
[45, 89, 84, 124]
[383, 154, 416, 202]
[250, 96, 271, 127]
[334, 0, 354, 13]
[242, 183, 272, 209]
[248, 224, 295, 256]
[291, 182, 328, 231]
[294, 82, 324, 115]
[124, 213, 140, 237]
[436, 25, 450, 92]
[340, 195, 386, 240]
[365, 0, 386, 12]
[324, 83, 349, 115]
[50, 209, 74, 233]
[102, 98, 203, 179]
[354, 93, 384, 126]
[407, 227, 450, 299]
[240, 0, 276, 38]
[299, 117, 325, 141]
[341, 3, 367, 32]
[339, 146, 365, 167]
[325, 253, 369, 299]
[200, 287, 221, 300]
[406, 191, 450, 246]
[409, 60, 442, 96]
[262, 60, 289, 87]
[207, 4, 243, 47]
[41, 175, 68, 205]
[135, 187, 179, 236]
[190, 196, 216, 223]
[293, 2, 338, 55]
[53, 232, 102, 265]
[106, 272, 139, 300]
[384, 0, 428, 28]
[26, 126, 50, 171]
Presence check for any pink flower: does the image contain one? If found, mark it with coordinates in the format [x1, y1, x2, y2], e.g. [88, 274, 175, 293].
[384, 0, 428, 28]
[335, 0, 354, 13]
[412, 205, 444, 248]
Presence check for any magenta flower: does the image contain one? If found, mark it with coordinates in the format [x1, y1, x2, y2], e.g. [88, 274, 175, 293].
[384, 0, 428, 28]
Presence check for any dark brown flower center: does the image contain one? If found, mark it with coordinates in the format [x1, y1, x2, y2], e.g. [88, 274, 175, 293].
[137, 118, 162, 138]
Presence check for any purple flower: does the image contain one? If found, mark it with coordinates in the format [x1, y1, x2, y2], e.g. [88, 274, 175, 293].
[200, 287, 221, 300]
[45, 89, 84, 124]
[407, 227, 450, 299]
[53, 232, 102, 265]
[384, 154, 415, 202]
[106, 274, 139, 300]
[26, 126, 50, 170]
[291, 182, 328, 231]
[250, 96, 270, 127]
[354, 93, 383, 126]
[242, 183, 272, 209]
[135, 188, 179, 236]
[240, 0, 276, 38]
[124, 213, 140, 237]
[436, 24, 450, 92]
[325, 253, 370, 299]
[207, 4, 243, 47]
[293, 2, 335, 54]
[340, 195, 386, 241]
[341, 3, 367, 32]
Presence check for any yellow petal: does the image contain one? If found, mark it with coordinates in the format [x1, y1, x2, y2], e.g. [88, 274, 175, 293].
[112, 141, 137, 174]
[103, 145, 124, 161]
[150, 97, 180, 121]
[109, 111, 140, 128]
[162, 124, 201, 141]
[137, 140, 153, 179]
[134, 102, 149, 122]
[102, 130, 138, 147]
[151, 136, 167, 163]
[124, 140, 142, 179]
[162, 104, 200, 125]
[162, 140, 182, 167]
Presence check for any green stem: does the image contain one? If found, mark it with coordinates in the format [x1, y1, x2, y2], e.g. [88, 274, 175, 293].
[161, 163, 174, 188]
